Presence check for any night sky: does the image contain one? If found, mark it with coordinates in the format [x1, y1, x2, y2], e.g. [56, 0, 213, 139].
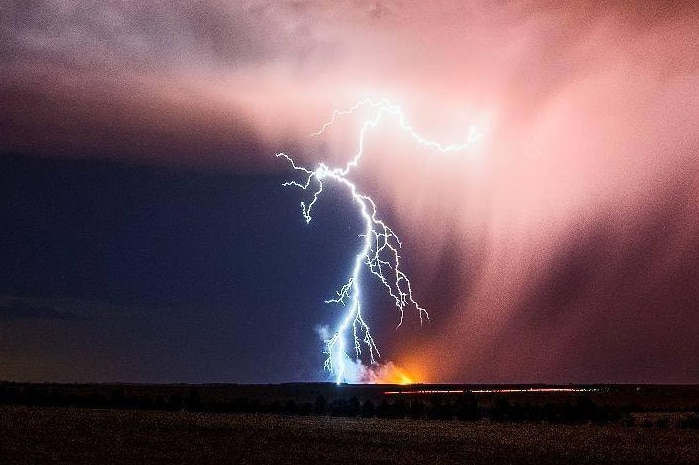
[2, 1, 698, 384]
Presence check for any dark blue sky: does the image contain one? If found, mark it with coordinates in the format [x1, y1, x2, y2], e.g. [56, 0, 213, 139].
[0, 152, 373, 382]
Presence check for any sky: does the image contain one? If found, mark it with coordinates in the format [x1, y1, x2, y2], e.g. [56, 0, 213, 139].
[1, 0, 698, 384]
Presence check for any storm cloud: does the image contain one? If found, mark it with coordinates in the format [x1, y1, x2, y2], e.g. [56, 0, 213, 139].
[2, 1, 698, 382]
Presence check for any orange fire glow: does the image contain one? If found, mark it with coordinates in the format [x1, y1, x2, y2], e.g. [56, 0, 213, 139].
[372, 364, 416, 385]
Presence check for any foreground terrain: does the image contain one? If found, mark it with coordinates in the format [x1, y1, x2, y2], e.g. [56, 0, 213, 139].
[1, 406, 697, 465]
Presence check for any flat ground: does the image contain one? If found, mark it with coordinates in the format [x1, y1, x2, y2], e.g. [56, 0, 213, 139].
[1, 406, 697, 465]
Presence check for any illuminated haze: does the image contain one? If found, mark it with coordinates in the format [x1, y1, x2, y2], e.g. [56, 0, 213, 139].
[2, 1, 698, 383]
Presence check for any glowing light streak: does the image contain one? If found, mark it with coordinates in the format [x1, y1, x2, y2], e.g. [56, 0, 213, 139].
[277, 99, 480, 384]
[469, 387, 600, 394]
[383, 388, 600, 395]
[384, 390, 465, 395]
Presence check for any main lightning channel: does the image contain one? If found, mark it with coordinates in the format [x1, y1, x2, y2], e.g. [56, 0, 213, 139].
[277, 99, 480, 384]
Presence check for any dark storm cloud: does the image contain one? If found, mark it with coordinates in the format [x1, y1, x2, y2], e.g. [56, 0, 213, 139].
[0, 1, 346, 168]
[1, 1, 410, 170]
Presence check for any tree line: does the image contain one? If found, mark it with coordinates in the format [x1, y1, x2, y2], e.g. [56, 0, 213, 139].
[1, 384, 697, 428]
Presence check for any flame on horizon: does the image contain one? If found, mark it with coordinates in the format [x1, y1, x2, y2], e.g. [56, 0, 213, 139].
[358, 362, 416, 385]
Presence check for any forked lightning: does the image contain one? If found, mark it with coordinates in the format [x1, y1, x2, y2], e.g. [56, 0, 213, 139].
[277, 99, 480, 384]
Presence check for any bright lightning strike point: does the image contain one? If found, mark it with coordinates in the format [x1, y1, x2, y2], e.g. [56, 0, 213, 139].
[277, 99, 480, 384]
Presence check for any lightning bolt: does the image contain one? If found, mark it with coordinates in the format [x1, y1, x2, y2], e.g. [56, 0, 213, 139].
[277, 98, 481, 384]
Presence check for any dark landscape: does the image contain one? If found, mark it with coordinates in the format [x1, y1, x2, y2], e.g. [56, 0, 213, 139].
[1, 382, 697, 464]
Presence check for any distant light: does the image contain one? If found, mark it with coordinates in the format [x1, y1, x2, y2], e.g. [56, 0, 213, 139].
[384, 387, 599, 395]
[384, 389, 465, 395]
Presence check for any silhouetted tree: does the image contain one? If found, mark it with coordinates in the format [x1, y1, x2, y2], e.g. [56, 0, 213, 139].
[573, 395, 596, 423]
[409, 399, 426, 420]
[314, 395, 327, 415]
[348, 397, 361, 417]
[377, 399, 391, 418]
[598, 404, 622, 424]
[111, 389, 126, 407]
[428, 395, 453, 420]
[392, 399, 407, 419]
[187, 389, 201, 411]
[560, 401, 576, 424]
[331, 398, 356, 417]
[362, 399, 376, 418]
[298, 402, 313, 416]
[284, 399, 298, 415]
[139, 395, 155, 410]
[154, 395, 167, 410]
[46, 389, 64, 407]
[267, 400, 282, 413]
[232, 397, 251, 413]
[491, 398, 512, 423]
[456, 393, 480, 421]
[86, 392, 107, 408]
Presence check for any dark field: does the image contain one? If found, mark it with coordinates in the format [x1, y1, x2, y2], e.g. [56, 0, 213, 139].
[1, 406, 698, 465]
